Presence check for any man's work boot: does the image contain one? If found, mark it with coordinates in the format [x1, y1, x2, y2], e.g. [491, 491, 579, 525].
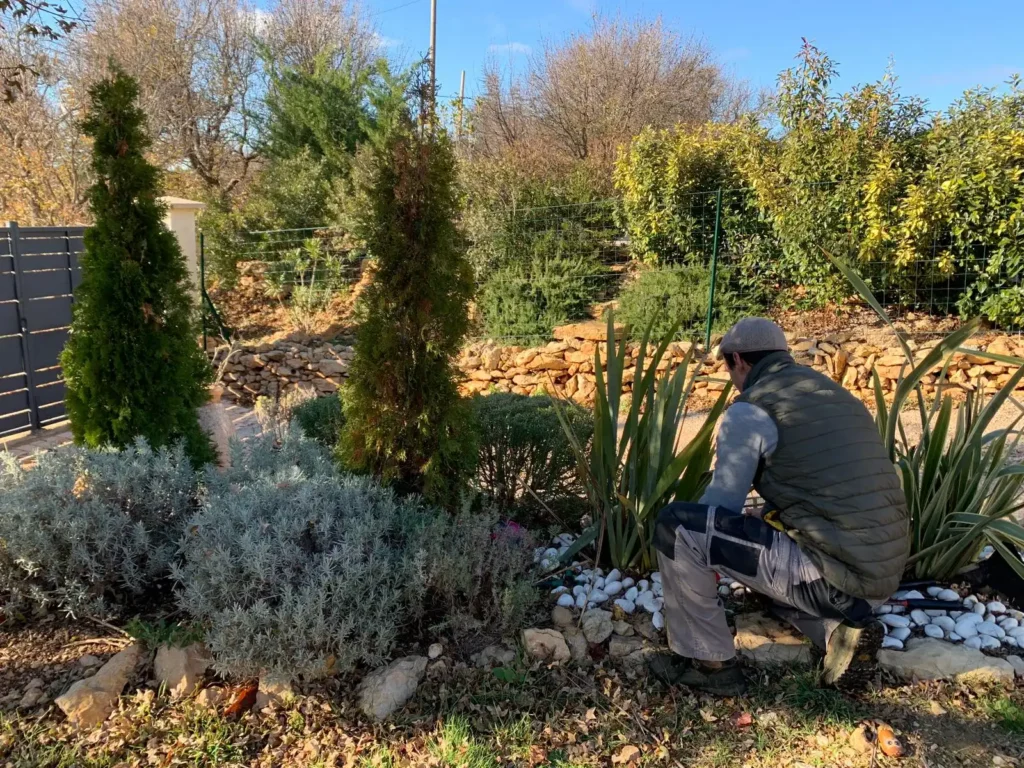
[648, 652, 747, 697]
[821, 619, 884, 688]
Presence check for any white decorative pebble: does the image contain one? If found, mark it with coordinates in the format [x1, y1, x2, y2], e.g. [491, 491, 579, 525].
[572, 585, 585, 597]
[551, 586, 569, 596]
[958, 612, 984, 627]
[948, 633, 962, 642]
[575, 574, 590, 584]
[888, 626, 912, 642]
[890, 605, 905, 614]
[543, 547, 559, 559]
[955, 621, 979, 639]
[950, 611, 964, 619]
[1005, 637, 1019, 648]
[1000, 618, 1020, 630]
[588, 590, 609, 605]
[638, 580, 649, 592]
[964, 595, 978, 607]
[977, 621, 1006, 639]
[718, 585, 731, 598]
[605, 569, 622, 584]
[621, 578, 635, 589]
[1010, 627, 1024, 641]
[980, 635, 1002, 651]
[924, 624, 945, 639]
[540, 558, 558, 571]
[556, 594, 575, 608]
[881, 614, 910, 628]
[931, 616, 956, 632]
[613, 598, 636, 614]
[925, 609, 948, 618]
[937, 589, 960, 602]
[575, 593, 587, 609]
[989, 601, 1007, 614]
[881, 637, 904, 650]
[651, 572, 662, 584]
[594, 577, 606, 590]
[624, 586, 639, 602]
[652, 610, 665, 631]
[604, 581, 623, 597]
[1009, 609, 1024, 620]
[964, 636, 983, 650]
[926, 586, 943, 597]
[910, 609, 930, 626]
[973, 602, 987, 615]
[875, 604, 892, 615]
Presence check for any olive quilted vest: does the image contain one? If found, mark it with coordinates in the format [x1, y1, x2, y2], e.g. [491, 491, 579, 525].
[737, 351, 909, 602]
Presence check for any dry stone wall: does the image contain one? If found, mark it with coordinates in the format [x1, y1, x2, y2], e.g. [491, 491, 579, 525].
[214, 322, 1024, 408]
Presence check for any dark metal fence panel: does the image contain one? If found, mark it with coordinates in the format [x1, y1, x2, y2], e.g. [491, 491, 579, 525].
[0, 222, 85, 436]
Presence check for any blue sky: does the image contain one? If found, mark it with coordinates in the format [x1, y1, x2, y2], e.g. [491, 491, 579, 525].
[367, 0, 1023, 113]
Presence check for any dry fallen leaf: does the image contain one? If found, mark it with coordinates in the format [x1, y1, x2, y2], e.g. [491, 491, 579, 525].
[700, 708, 718, 723]
[730, 711, 753, 728]
[612, 745, 641, 765]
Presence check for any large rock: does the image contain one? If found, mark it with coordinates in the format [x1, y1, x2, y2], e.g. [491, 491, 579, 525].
[563, 629, 590, 663]
[551, 606, 575, 630]
[608, 635, 644, 659]
[522, 629, 570, 663]
[553, 322, 624, 342]
[56, 644, 141, 728]
[256, 674, 295, 709]
[878, 638, 1015, 685]
[358, 656, 428, 721]
[734, 613, 813, 666]
[581, 609, 614, 644]
[154, 643, 212, 700]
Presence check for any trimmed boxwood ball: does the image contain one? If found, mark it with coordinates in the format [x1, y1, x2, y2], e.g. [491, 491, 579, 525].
[472, 393, 593, 529]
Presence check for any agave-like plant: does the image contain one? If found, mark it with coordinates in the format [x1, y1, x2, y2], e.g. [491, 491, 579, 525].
[830, 255, 1024, 581]
[554, 313, 730, 570]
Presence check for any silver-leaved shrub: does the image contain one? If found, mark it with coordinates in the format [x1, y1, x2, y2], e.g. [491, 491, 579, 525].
[175, 430, 537, 679]
[0, 439, 198, 617]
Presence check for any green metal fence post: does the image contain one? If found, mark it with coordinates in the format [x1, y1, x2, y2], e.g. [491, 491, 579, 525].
[704, 188, 723, 350]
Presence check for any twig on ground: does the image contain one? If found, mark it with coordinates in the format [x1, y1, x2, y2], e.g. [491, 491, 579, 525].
[86, 616, 131, 638]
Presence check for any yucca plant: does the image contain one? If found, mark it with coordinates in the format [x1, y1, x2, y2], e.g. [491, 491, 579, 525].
[831, 255, 1024, 581]
[554, 313, 730, 570]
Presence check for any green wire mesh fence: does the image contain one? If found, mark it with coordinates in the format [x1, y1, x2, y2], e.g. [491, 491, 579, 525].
[199, 180, 1024, 349]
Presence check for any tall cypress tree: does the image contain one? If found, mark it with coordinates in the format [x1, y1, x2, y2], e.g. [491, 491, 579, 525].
[62, 67, 214, 464]
[338, 79, 475, 505]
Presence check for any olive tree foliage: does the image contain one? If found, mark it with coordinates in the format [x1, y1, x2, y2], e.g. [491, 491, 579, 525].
[471, 15, 749, 174]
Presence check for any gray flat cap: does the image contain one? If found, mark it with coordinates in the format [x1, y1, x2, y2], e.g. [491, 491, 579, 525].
[719, 317, 788, 358]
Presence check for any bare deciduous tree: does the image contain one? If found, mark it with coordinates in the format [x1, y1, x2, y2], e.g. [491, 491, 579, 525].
[472, 15, 749, 171]
[70, 0, 262, 199]
[0, 33, 89, 222]
[259, 0, 378, 77]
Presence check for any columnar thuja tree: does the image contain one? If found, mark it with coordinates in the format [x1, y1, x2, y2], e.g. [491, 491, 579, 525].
[339, 78, 475, 504]
[62, 67, 214, 464]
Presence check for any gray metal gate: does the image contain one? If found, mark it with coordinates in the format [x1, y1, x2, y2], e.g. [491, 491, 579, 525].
[0, 222, 84, 436]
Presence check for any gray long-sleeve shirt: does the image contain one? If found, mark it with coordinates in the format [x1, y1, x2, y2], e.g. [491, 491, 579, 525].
[699, 402, 779, 513]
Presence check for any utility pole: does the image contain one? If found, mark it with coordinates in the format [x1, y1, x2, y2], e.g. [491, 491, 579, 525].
[457, 69, 466, 140]
[429, 0, 437, 104]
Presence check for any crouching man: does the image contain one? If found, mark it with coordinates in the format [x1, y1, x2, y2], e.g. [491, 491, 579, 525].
[650, 318, 909, 695]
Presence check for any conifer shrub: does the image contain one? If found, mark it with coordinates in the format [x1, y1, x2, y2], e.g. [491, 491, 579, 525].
[61, 67, 214, 466]
[291, 394, 346, 448]
[472, 393, 592, 529]
[175, 431, 536, 679]
[478, 249, 606, 343]
[338, 78, 475, 505]
[0, 441, 198, 617]
[615, 264, 753, 341]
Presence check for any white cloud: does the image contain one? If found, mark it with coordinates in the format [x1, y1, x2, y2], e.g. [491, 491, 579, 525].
[373, 33, 402, 50]
[488, 42, 531, 55]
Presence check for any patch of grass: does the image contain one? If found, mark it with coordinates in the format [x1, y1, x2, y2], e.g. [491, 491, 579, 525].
[170, 709, 249, 765]
[986, 695, 1024, 734]
[124, 617, 205, 649]
[356, 746, 397, 768]
[491, 715, 535, 761]
[428, 716, 500, 768]
[775, 671, 859, 726]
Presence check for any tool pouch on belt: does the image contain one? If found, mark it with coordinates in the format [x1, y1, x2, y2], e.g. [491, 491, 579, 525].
[762, 506, 786, 533]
